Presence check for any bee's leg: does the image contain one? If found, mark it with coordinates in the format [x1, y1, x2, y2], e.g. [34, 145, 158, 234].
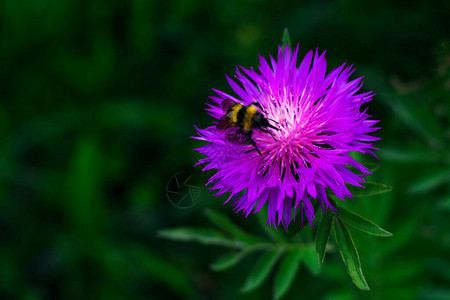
[268, 118, 279, 125]
[260, 127, 277, 141]
[246, 148, 262, 157]
[244, 131, 262, 157]
[245, 139, 262, 157]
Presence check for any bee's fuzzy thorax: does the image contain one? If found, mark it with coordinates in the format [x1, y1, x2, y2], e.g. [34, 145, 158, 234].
[243, 105, 258, 131]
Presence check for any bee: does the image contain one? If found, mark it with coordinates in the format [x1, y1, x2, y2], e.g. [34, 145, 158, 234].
[216, 99, 279, 156]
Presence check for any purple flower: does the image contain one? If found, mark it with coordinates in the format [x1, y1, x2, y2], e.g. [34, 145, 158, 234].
[193, 45, 380, 230]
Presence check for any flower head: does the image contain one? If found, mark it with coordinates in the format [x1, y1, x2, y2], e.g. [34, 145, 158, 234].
[193, 45, 380, 230]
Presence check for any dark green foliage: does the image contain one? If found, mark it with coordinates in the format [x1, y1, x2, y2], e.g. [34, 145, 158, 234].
[301, 245, 321, 275]
[204, 209, 262, 244]
[333, 218, 370, 291]
[242, 248, 285, 293]
[211, 249, 256, 272]
[158, 227, 244, 247]
[315, 213, 333, 266]
[273, 248, 302, 299]
[347, 182, 393, 197]
[160, 205, 392, 297]
[281, 28, 291, 48]
[337, 207, 393, 237]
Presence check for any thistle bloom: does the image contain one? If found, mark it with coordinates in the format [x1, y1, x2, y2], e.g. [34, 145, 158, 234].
[193, 45, 379, 229]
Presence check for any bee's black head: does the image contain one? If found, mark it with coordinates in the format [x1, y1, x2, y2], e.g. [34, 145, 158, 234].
[253, 112, 265, 128]
[254, 113, 278, 131]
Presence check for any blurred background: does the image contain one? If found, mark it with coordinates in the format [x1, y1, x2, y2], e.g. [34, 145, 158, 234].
[0, 0, 449, 299]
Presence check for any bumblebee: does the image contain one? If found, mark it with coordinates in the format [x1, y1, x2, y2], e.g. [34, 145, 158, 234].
[216, 99, 279, 156]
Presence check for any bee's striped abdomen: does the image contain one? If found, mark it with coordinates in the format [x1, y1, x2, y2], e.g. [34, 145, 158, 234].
[243, 105, 257, 131]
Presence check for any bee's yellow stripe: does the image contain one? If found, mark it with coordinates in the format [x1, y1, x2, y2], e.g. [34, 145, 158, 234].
[243, 105, 257, 131]
[229, 104, 242, 123]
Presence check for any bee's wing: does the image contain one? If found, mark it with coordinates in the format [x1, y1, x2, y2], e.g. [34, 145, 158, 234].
[223, 128, 247, 143]
[221, 99, 237, 112]
[226, 132, 244, 142]
[216, 116, 236, 129]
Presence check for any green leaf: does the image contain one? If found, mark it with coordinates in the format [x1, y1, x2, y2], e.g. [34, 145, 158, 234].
[333, 218, 370, 291]
[349, 181, 393, 197]
[210, 247, 256, 272]
[337, 207, 393, 237]
[158, 227, 242, 248]
[408, 169, 450, 195]
[363, 162, 380, 173]
[302, 245, 321, 275]
[241, 247, 285, 293]
[315, 213, 333, 266]
[273, 248, 303, 299]
[281, 28, 291, 47]
[204, 209, 261, 244]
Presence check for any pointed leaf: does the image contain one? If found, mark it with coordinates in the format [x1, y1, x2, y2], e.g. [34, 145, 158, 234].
[158, 227, 242, 248]
[241, 247, 285, 293]
[349, 182, 392, 197]
[205, 209, 261, 243]
[333, 219, 370, 291]
[281, 28, 291, 47]
[338, 207, 393, 237]
[315, 213, 333, 266]
[211, 247, 256, 271]
[302, 246, 321, 275]
[273, 248, 303, 299]
[363, 162, 380, 173]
